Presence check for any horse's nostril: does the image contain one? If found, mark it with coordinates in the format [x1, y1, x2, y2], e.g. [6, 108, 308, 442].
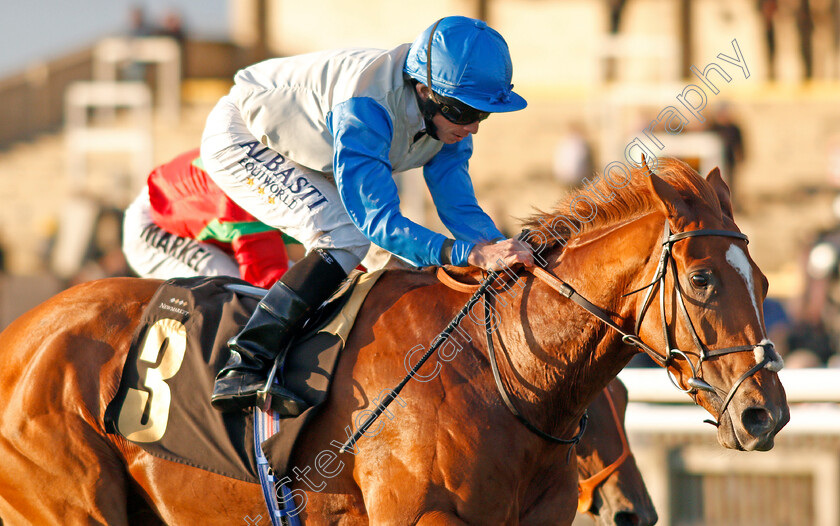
[742, 406, 774, 436]
[614, 511, 641, 526]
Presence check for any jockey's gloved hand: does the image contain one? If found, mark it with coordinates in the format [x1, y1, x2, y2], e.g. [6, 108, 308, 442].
[467, 238, 534, 271]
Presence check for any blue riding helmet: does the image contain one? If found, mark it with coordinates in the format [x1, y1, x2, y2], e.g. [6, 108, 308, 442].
[404, 16, 527, 113]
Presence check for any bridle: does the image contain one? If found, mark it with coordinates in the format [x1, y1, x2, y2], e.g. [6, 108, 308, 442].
[576, 385, 630, 514]
[527, 222, 782, 427]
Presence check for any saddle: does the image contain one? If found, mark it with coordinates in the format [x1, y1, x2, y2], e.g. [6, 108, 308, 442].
[104, 270, 383, 482]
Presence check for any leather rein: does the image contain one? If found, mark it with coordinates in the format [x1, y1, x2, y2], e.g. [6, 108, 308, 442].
[437, 267, 588, 448]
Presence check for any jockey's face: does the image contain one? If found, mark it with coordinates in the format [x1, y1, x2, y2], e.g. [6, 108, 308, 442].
[415, 83, 482, 144]
[432, 112, 480, 144]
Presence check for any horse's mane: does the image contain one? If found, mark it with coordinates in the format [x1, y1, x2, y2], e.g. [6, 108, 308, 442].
[522, 157, 724, 250]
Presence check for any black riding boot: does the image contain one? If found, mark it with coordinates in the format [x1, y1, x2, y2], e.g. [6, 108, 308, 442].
[211, 281, 311, 414]
[211, 249, 348, 414]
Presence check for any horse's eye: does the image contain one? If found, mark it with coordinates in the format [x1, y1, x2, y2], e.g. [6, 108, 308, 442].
[690, 273, 709, 288]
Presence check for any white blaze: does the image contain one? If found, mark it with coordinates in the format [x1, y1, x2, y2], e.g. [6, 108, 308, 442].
[725, 244, 765, 339]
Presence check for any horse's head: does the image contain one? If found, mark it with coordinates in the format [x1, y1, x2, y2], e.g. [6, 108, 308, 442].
[630, 159, 789, 451]
[577, 379, 657, 526]
[523, 157, 788, 452]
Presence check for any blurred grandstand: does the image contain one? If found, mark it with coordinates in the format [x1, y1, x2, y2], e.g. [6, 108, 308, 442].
[2, 1, 840, 524]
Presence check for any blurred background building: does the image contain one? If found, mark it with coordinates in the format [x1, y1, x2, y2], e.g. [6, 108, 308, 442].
[1, 1, 840, 524]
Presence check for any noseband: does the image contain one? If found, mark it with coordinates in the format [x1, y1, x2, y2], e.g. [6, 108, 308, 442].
[528, 222, 782, 427]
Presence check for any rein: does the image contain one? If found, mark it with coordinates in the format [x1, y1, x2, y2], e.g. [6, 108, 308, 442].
[576, 386, 630, 514]
[482, 292, 588, 451]
[339, 269, 502, 453]
[436, 267, 588, 449]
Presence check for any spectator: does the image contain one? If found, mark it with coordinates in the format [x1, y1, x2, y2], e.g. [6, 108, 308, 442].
[833, 0, 840, 77]
[785, 348, 822, 368]
[127, 5, 154, 38]
[707, 104, 745, 209]
[156, 9, 185, 45]
[797, 0, 814, 80]
[604, 0, 629, 81]
[553, 122, 595, 188]
[607, 0, 629, 35]
[764, 297, 792, 357]
[758, 0, 778, 80]
[68, 208, 133, 287]
[122, 6, 156, 82]
[154, 9, 187, 80]
[788, 194, 840, 364]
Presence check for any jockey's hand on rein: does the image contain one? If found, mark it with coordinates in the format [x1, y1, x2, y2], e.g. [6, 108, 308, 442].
[467, 238, 534, 271]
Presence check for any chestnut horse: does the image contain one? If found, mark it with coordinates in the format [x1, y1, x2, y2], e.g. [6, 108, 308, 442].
[0, 306, 652, 526]
[0, 158, 785, 524]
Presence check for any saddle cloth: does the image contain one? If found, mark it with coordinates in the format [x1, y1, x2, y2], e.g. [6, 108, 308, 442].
[104, 270, 383, 482]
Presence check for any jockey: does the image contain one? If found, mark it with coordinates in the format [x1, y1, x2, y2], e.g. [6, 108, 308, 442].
[201, 16, 535, 414]
[123, 148, 300, 289]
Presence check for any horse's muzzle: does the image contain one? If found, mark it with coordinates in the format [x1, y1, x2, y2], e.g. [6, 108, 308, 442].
[725, 403, 789, 451]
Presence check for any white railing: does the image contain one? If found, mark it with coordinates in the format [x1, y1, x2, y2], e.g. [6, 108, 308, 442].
[619, 367, 840, 404]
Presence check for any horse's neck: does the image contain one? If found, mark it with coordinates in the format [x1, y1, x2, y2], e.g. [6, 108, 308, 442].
[495, 214, 663, 429]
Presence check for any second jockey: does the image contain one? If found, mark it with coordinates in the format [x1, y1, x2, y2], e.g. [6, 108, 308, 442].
[123, 148, 300, 289]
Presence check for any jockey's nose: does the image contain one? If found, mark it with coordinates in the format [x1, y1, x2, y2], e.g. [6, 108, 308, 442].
[464, 120, 480, 134]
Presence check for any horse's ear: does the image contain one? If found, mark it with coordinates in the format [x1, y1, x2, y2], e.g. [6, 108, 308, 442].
[645, 172, 693, 227]
[640, 153, 654, 176]
[706, 166, 734, 219]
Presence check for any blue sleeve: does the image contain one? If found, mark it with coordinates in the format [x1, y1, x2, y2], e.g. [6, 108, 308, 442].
[328, 97, 453, 267]
[423, 137, 505, 263]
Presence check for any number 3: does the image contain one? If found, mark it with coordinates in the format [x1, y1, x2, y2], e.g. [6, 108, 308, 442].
[117, 318, 187, 442]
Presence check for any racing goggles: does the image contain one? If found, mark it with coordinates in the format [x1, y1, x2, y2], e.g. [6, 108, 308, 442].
[430, 93, 490, 125]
